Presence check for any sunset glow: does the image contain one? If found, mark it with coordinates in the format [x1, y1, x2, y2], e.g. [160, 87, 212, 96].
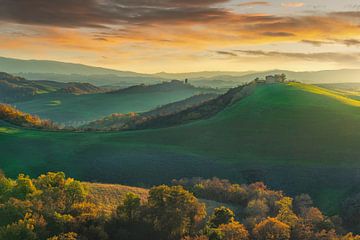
[1, 0, 360, 72]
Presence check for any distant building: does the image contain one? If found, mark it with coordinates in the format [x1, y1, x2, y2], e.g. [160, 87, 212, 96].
[254, 77, 265, 83]
[265, 74, 286, 83]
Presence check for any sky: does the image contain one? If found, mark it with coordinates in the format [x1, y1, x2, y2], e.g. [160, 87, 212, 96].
[0, 0, 360, 73]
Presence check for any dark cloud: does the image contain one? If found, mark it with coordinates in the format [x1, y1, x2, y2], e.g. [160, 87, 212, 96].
[93, 37, 108, 41]
[0, 0, 359, 51]
[332, 11, 360, 19]
[216, 51, 238, 56]
[342, 39, 360, 46]
[301, 39, 331, 46]
[237, 1, 271, 7]
[0, 0, 230, 28]
[262, 32, 295, 37]
[236, 50, 360, 63]
[302, 39, 360, 47]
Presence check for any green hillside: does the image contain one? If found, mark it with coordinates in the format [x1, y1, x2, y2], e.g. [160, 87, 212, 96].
[12, 81, 217, 126]
[1, 82, 360, 214]
[83, 93, 218, 130]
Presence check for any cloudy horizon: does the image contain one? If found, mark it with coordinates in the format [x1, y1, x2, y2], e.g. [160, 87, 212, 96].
[1, 0, 360, 73]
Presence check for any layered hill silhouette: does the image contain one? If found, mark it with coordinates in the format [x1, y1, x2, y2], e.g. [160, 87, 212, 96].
[0, 72, 104, 102]
[3, 56, 360, 88]
[83, 93, 218, 130]
[83, 81, 257, 131]
[1, 81, 360, 214]
[12, 80, 220, 126]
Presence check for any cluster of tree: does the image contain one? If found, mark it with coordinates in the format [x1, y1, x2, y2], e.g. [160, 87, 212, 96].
[83, 81, 260, 132]
[173, 177, 360, 239]
[0, 72, 39, 102]
[82, 94, 217, 131]
[120, 81, 260, 130]
[0, 104, 58, 129]
[107, 80, 199, 95]
[1, 172, 359, 240]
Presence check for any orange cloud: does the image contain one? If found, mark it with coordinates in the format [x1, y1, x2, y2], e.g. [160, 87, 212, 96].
[281, 2, 305, 8]
[1, 0, 360, 72]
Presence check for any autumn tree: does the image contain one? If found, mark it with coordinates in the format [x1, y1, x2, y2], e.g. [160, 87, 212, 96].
[218, 221, 249, 240]
[47, 232, 78, 240]
[275, 197, 298, 227]
[253, 217, 290, 240]
[147, 185, 206, 240]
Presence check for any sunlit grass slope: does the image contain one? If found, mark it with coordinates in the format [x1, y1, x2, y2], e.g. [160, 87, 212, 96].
[85, 182, 149, 214]
[85, 182, 237, 216]
[1, 82, 360, 214]
[13, 83, 216, 125]
[289, 82, 360, 107]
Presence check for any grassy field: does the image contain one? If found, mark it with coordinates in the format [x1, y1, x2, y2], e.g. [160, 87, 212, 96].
[85, 182, 149, 214]
[12, 87, 214, 126]
[85, 182, 238, 216]
[1, 82, 360, 214]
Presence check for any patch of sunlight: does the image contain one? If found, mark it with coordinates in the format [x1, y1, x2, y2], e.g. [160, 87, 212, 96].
[288, 82, 360, 107]
[334, 89, 360, 97]
[35, 90, 50, 94]
[47, 100, 61, 106]
[0, 127, 19, 134]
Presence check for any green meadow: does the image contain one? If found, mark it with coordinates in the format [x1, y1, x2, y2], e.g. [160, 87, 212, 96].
[12, 87, 213, 125]
[1, 83, 360, 214]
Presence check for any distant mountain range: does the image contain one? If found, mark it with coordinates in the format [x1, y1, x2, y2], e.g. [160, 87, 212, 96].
[0, 56, 144, 76]
[1, 56, 360, 87]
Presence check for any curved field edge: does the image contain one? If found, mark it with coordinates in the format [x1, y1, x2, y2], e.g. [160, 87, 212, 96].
[0, 83, 359, 214]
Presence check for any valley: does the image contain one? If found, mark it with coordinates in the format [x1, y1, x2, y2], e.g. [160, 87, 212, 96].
[1, 80, 360, 215]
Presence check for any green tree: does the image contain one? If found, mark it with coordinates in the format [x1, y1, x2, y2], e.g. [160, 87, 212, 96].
[209, 207, 235, 228]
[34, 172, 87, 214]
[116, 193, 141, 223]
[275, 197, 298, 227]
[0, 174, 14, 202]
[294, 194, 313, 215]
[0, 213, 37, 240]
[342, 193, 360, 232]
[0, 198, 32, 227]
[147, 185, 206, 240]
[12, 174, 37, 200]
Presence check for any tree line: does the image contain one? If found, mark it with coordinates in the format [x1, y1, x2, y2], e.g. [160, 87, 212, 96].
[0, 104, 57, 129]
[0, 172, 359, 240]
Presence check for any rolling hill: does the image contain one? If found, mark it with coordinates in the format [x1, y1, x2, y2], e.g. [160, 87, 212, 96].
[0, 72, 104, 102]
[85, 182, 235, 216]
[3, 57, 360, 89]
[0, 103, 57, 129]
[12, 80, 220, 126]
[0, 56, 145, 76]
[318, 82, 360, 100]
[83, 93, 218, 130]
[1, 82, 360, 214]
[188, 69, 360, 88]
